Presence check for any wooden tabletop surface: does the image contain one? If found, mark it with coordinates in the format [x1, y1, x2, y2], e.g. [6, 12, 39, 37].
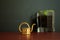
[0, 32, 60, 40]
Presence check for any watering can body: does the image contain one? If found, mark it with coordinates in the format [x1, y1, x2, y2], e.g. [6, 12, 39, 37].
[18, 22, 36, 34]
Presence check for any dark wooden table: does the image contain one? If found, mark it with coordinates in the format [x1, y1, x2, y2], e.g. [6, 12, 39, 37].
[0, 32, 60, 40]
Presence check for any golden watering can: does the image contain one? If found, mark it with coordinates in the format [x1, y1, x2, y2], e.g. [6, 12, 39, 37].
[18, 22, 36, 34]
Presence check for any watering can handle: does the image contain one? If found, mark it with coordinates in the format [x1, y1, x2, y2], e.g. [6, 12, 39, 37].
[18, 22, 30, 32]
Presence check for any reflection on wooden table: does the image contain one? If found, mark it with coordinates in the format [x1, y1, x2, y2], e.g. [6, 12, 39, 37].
[0, 32, 60, 40]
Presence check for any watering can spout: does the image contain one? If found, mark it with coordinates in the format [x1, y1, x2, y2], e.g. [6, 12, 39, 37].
[31, 24, 36, 32]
